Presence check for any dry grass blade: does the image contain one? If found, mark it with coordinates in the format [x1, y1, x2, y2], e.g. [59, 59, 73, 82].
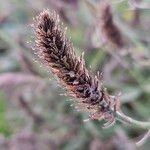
[0, 73, 43, 90]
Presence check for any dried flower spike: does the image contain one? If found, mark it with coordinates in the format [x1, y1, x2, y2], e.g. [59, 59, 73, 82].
[34, 10, 117, 125]
[100, 2, 124, 48]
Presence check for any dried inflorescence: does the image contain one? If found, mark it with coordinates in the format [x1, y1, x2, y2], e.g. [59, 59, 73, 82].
[34, 10, 118, 125]
[100, 2, 124, 48]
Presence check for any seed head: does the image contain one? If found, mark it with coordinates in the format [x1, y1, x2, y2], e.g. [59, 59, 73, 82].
[34, 10, 117, 125]
[100, 2, 124, 48]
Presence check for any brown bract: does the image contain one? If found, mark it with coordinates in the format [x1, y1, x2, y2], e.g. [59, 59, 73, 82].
[34, 10, 117, 124]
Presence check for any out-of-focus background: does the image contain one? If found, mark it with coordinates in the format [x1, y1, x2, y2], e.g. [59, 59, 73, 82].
[0, 0, 150, 150]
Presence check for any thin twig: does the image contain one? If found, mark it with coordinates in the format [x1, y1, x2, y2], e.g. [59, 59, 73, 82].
[136, 130, 150, 146]
[18, 95, 45, 126]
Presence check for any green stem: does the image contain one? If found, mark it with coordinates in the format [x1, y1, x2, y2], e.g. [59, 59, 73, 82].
[116, 111, 150, 129]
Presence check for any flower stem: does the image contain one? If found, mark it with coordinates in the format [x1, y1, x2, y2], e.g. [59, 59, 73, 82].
[116, 111, 150, 129]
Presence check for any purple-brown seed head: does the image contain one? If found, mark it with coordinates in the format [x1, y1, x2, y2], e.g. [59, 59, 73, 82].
[34, 10, 116, 123]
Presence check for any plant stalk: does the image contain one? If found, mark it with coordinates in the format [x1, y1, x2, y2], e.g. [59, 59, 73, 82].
[116, 111, 150, 129]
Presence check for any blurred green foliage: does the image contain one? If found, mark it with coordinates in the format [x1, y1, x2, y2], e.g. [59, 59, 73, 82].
[0, 94, 11, 136]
